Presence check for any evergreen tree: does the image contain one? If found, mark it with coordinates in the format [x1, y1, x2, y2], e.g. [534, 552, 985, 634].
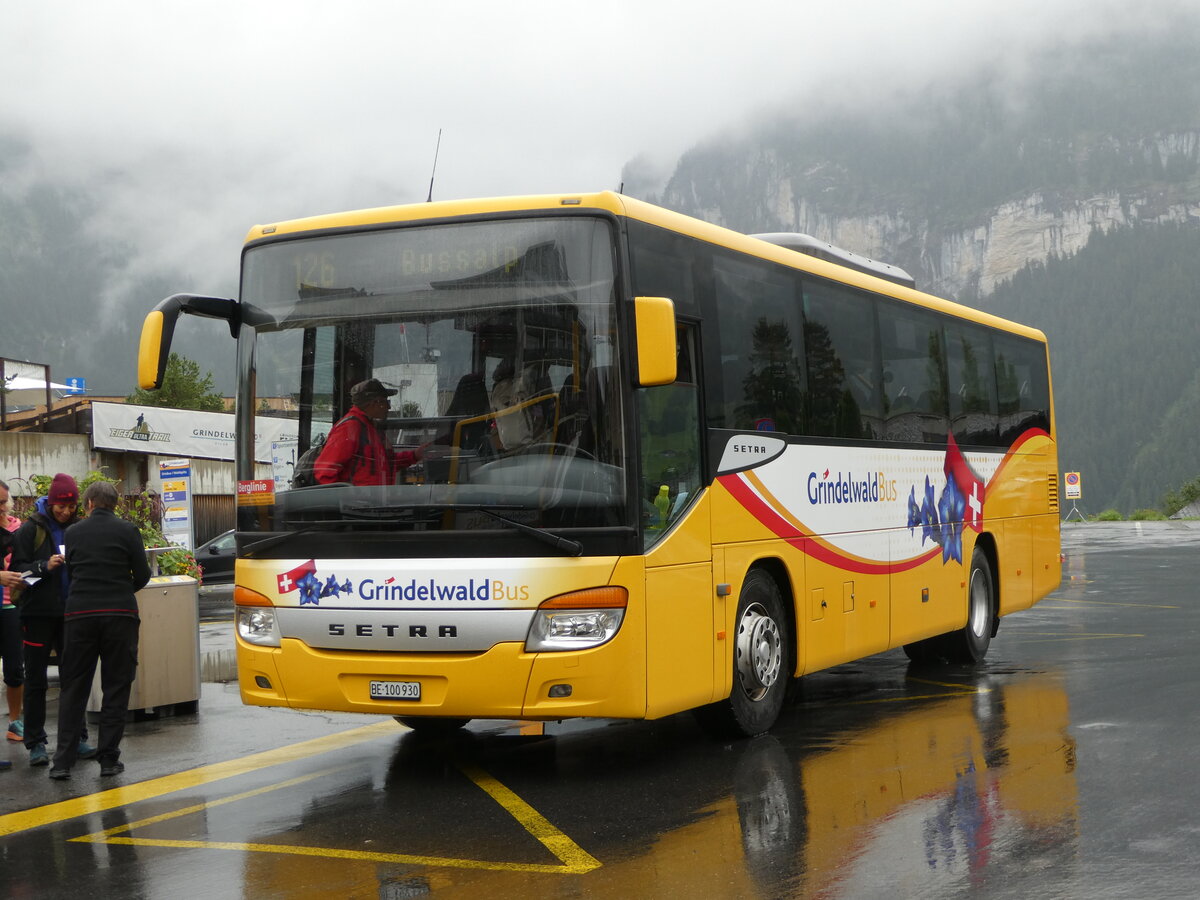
[739, 318, 805, 433]
[125, 353, 226, 412]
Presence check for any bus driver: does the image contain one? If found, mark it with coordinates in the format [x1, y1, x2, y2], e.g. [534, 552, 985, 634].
[313, 379, 421, 486]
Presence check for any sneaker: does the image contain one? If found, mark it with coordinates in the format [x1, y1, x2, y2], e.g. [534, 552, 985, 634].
[77, 741, 98, 760]
[99, 760, 125, 777]
[6, 719, 22, 742]
[0, 758, 11, 771]
[48, 767, 70, 780]
[28, 743, 48, 767]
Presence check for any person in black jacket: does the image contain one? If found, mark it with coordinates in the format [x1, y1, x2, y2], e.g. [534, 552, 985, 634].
[48, 481, 151, 779]
[10, 473, 96, 767]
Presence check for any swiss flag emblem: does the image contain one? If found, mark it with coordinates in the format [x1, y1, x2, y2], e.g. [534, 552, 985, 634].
[277, 560, 316, 593]
[944, 434, 986, 532]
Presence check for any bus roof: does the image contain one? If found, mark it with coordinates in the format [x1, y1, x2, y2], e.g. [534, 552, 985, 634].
[245, 191, 1048, 345]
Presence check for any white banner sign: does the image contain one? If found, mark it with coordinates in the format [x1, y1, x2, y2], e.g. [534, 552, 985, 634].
[91, 402, 329, 463]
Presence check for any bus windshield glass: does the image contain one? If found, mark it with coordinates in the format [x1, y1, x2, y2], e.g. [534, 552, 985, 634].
[240, 216, 625, 537]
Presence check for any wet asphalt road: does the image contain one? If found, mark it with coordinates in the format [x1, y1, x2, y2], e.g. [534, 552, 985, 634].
[1, 521, 1198, 898]
[198, 583, 234, 623]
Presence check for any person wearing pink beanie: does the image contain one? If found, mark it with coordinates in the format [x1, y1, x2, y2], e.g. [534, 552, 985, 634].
[9, 474, 95, 767]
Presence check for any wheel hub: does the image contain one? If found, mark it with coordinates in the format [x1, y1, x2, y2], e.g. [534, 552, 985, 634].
[735, 602, 782, 700]
[968, 569, 989, 638]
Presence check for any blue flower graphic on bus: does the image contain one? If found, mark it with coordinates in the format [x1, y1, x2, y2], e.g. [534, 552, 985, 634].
[276, 560, 353, 606]
[906, 435, 987, 566]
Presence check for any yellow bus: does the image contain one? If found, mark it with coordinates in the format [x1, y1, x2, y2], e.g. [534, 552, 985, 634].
[138, 191, 1060, 736]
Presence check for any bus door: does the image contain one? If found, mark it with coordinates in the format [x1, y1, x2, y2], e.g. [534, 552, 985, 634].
[640, 323, 714, 717]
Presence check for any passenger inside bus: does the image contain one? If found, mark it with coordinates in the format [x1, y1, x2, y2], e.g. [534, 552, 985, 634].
[490, 357, 555, 450]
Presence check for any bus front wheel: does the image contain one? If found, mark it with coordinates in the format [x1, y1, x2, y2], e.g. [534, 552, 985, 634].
[695, 569, 790, 738]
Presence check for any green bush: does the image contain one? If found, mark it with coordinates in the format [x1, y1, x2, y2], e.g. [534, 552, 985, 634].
[1096, 509, 1123, 521]
[1130, 508, 1167, 521]
[1162, 475, 1200, 518]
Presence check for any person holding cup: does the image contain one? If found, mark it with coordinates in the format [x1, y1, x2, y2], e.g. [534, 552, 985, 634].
[10, 474, 96, 767]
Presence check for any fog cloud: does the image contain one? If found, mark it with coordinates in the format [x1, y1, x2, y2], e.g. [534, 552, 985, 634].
[1, 0, 1189, 386]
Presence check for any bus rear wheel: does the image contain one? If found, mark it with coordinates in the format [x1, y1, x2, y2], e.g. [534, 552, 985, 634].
[395, 716, 471, 734]
[902, 635, 944, 665]
[942, 547, 995, 664]
[695, 569, 790, 738]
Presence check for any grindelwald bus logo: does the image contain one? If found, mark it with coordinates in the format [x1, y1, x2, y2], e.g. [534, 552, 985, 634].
[808, 469, 899, 506]
[109, 412, 171, 444]
[274, 561, 529, 606]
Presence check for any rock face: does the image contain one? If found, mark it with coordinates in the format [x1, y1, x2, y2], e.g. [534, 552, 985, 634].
[654, 130, 1200, 301]
[813, 188, 1200, 300]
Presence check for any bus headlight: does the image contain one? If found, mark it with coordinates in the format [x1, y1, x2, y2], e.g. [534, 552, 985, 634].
[237, 607, 281, 647]
[526, 587, 627, 652]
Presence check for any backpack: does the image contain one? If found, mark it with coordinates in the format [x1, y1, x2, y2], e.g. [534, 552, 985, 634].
[7, 523, 48, 609]
[291, 432, 328, 488]
[290, 417, 371, 488]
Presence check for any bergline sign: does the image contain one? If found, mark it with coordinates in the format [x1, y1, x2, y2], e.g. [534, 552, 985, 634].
[90, 401, 329, 464]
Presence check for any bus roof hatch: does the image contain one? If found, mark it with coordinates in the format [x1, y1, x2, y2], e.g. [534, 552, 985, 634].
[751, 232, 916, 289]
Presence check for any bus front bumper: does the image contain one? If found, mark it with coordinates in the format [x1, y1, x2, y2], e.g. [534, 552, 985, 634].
[236, 636, 647, 721]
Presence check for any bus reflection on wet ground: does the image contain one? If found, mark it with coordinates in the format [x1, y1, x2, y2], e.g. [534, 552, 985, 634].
[3, 522, 1198, 898]
[0, 666, 1078, 898]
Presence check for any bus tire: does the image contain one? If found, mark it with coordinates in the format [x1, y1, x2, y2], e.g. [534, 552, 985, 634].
[695, 569, 790, 738]
[902, 635, 944, 665]
[395, 716, 471, 734]
[943, 547, 995, 664]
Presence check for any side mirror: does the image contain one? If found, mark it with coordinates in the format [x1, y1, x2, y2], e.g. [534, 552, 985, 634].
[137, 294, 239, 389]
[633, 296, 677, 387]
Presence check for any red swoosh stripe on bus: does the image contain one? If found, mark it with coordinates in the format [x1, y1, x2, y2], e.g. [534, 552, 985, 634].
[718, 473, 939, 575]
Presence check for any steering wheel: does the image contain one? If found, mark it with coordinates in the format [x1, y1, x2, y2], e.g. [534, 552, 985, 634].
[509, 442, 596, 461]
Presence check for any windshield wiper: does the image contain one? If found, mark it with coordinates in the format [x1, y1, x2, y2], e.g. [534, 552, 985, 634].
[341, 504, 583, 556]
[471, 508, 583, 556]
[242, 524, 323, 556]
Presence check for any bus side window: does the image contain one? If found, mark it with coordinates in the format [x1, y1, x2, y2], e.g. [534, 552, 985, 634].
[802, 281, 882, 440]
[638, 323, 701, 548]
[946, 322, 999, 446]
[880, 302, 949, 443]
[712, 254, 804, 434]
[995, 333, 1051, 445]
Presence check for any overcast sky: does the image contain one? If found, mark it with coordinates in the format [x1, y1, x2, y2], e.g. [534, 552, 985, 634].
[0, 0, 1181, 333]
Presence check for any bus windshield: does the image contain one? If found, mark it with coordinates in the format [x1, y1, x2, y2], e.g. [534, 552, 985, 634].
[240, 216, 626, 539]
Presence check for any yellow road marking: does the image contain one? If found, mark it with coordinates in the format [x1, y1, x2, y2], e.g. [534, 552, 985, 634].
[70, 768, 342, 839]
[1012, 632, 1143, 643]
[0, 720, 398, 837]
[906, 676, 983, 691]
[1045, 598, 1178, 609]
[460, 764, 601, 873]
[83, 837, 584, 873]
[1017, 632, 1142, 637]
[62, 753, 600, 875]
[846, 690, 984, 705]
[798, 678, 987, 709]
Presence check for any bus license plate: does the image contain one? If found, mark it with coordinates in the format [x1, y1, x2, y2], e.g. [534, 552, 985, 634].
[369, 680, 421, 701]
